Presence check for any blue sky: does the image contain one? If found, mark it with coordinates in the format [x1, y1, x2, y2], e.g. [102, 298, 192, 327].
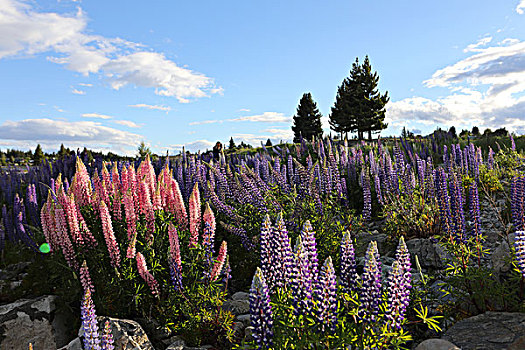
[1, 0, 525, 155]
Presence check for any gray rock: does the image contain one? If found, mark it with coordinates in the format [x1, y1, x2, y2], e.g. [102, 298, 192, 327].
[231, 291, 250, 301]
[406, 238, 448, 269]
[165, 336, 185, 350]
[244, 326, 255, 342]
[236, 314, 251, 326]
[89, 316, 155, 350]
[223, 299, 250, 315]
[356, 232, 388, 255]
[443, 312, 525, 349]
[58, 337, 83, 350]
[415, 339, 459, 350]
[491, 240, 511, 274]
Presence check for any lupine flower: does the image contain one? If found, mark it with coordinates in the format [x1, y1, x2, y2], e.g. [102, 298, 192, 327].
[340, 231, 358, 293]
[202, 203, 216, 244]
[80, 260, 95, 295]
[126, 231, 137, 259]
[136, 252, 160, 296]
[291, 237, 314, 316]
[55, 206, 79, 270]
[99, 201, 121, 268]
[210, 241, 227, 281]
[123, 190, 137, 240]
[65, 194, 84, 246]
[359, 242, 381, 323]
[469, 181, 481, 238]
[101, 320, 115, 350]
[188, 183, 201, 247]
[81, 288, 101, 350]
[361, 169, 372, 222]
[250, 267, 273, 350]
[385, 261, 410, 330]
[220, 221, 254, 250]
[315, 257, 337, 333]
[260, 215, 277, 290]
[72, 157, 93, 207]
[515, 231, 525, 278]
[275, 214, 293, 287]
[300, 220, 318, 280]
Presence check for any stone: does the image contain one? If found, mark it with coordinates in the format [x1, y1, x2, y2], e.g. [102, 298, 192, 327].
[415, 339, 460, 350]
[443, 312, 525, 350]
[165, 336, 185, 350]
[491, 240, 511, 274]
[236, 314, 251, 326]
[406, 238, 448, 269]
[0, 295, 67, 350]
[231, 291, 250, 301]
[356, 231, 388, 255]
[91, 316, 155, 350]
[222, 299, 250, 315]
[58, 337, 83, 350]
[244, 326, 255, 342]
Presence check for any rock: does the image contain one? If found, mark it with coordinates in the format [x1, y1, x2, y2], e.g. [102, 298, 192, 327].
[236, 314, 251, 326]
[406, 238, 448, 269]
[231, 291, 250, 301]
[222, 299, 250, 315]
[429, 280, 457, 304]
[491, 240, 511, 274]
[415, 339, 459, 350]
[244, 326, 255, 342]
[90, 316, 155, 350]
[443, 312, 525, 349]
[233, 321, 245, 335]
[58, 337, 83, 350]
[0, 295, 64, 350]
[165, 336, 185, 350]
[356, 232, 388, 255]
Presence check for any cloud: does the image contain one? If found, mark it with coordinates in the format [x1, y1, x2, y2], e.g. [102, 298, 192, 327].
[239, 108, 251, 112]
[0, 0, 221, 102]
[78, 83, 92, 87]
[388, 38, 525, 135]
[112, 119, 142, 128]
[517, 0, 525, 14]
[82, 113, 113, 119]
[228, 112, 290, 123]
[170, 139, 215, 153]
[71, 88, 85, 95]
[189, 119, 223, 126]
[0, 118, 142, 155]
[128, 103, 171, 112]
[463, 36, 492, 52]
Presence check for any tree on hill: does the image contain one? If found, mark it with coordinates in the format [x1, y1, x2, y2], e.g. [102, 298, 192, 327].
[266, 139, 273, 147]
[33, 144, 44, 165]
[229, 137, 236, 149]
[137, 141, 152, 159]
[291, 92, 323, 143]
[472, 126, 480, 136]
[448, 126, 457, 139]
[329, 56, 389, 140]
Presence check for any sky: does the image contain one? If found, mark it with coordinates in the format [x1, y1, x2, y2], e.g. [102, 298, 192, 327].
[1, 0, 525, 156]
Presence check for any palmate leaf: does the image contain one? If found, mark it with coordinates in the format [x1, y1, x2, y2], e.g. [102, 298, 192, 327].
[414, 305, 442, 332]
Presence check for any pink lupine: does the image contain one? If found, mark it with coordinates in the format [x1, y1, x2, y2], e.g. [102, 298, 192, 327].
[40, 201, 57, 252]
[121, 166, 129, 193]
[123, 191, 137, 240]
[65, 194, 84, 246]
[76, 204, 97, 247]
[72, 157, 92, 207]
[137, 154, 156, 197]
[99, 201, 121, 268]
[168, 223, 182, 269]
[202, 203, 216, 242]
[111, 191, 122, 221]
[93, 171, 109, 205]
[152, 184, 162, 211]
[188, 184, 201, 247]
[111, 163, 120, 195]
[136, 252, 159, 295]
[55, 206, 79, 270]
[126, 231, 137, 259]
[80, 260, 95, 294]
[126, 165, 138, 204]
[171, 180, 188, 227]
[138, 180, 151, 216]
[101, 163, 111, 193]
[210, 241, 228, 281]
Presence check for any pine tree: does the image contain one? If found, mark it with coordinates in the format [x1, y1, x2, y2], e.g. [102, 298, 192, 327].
[229, 137, 236, 149]
[291, 93, 323, 143]
[329, 56, 389, 140]
[265, 139, 273, 147]
[33, 144, 44, 165]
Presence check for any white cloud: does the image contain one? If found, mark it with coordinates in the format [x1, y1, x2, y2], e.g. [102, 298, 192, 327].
[0, 0, 221, 102]
[71, 88, 85, 95]
[128, 103, 171, 112]
[170, 139, 215, 153]
[517, 0, 525, 14]
[463, 36, 492, 52]
[113, 119, 142, 128]
[239, 108, 251, 112]
[78, 83, 92, 87]
[0, 118, 142, 155]
[228, 112, 290, 123]
[82, 113, 113, 119]
[189, 119, 222, 126]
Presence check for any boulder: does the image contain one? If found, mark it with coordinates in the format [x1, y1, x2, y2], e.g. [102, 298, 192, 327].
[87, 316, 155, 350]
[231, 291, 250, 301]
[415, 339, 460, 350]
[355, 231, 388, 256]
[222, 299, 250, 316]
[491, 240, 511, 275]
[442, 312, 525, 349]
[406, 238, 448, 269]
[0, 295, 68, 350]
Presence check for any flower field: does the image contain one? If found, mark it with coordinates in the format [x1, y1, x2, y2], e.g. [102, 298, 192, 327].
[1, 134, 524, 349]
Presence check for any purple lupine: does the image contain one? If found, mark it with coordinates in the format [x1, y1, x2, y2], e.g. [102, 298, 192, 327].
[220, 221, 254, 250]
[260, 215, 278, 291]
[275, 214, 293, 287]
[340, 231, 358, 293]
[511, 133, 516, 151]
[515, 231, 525, 278]
[361, 168, 372, 222]
[359, 242, 382, 323]
[100, 320, 115, 350]
[512, 176, 525, 231]
[315, 257, 337, 333]
[449, 173, 466, 242]
[291, 237, 314, 317]
[300, 220, 318, 280]
[81, 288, 101, 350]
[385, 261, 410, 330]
[469, 181, 481, 238]
[249, 267, 273, 350]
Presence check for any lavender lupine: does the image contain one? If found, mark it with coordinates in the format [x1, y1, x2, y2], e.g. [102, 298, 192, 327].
[260, 215, 277, 290]
[385, 261, 410, 330]
[361, 168, 372, 222]
[300, 220, 318, 280]
[275, 214, 293, 287]
[291, 237, 314, 316]
[81, 288, 101, 350]
[515, 231, 525, 278]
[359, 242, 382, 323]
[340, 231, 358, 293]
[249, 267, 273, 350]
[314, 257, 337, 333]
[101, 320, 115, 350]
[469, 181, 482, 238]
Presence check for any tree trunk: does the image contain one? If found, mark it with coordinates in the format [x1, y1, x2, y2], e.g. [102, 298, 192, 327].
[368, 130, 372, 141]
